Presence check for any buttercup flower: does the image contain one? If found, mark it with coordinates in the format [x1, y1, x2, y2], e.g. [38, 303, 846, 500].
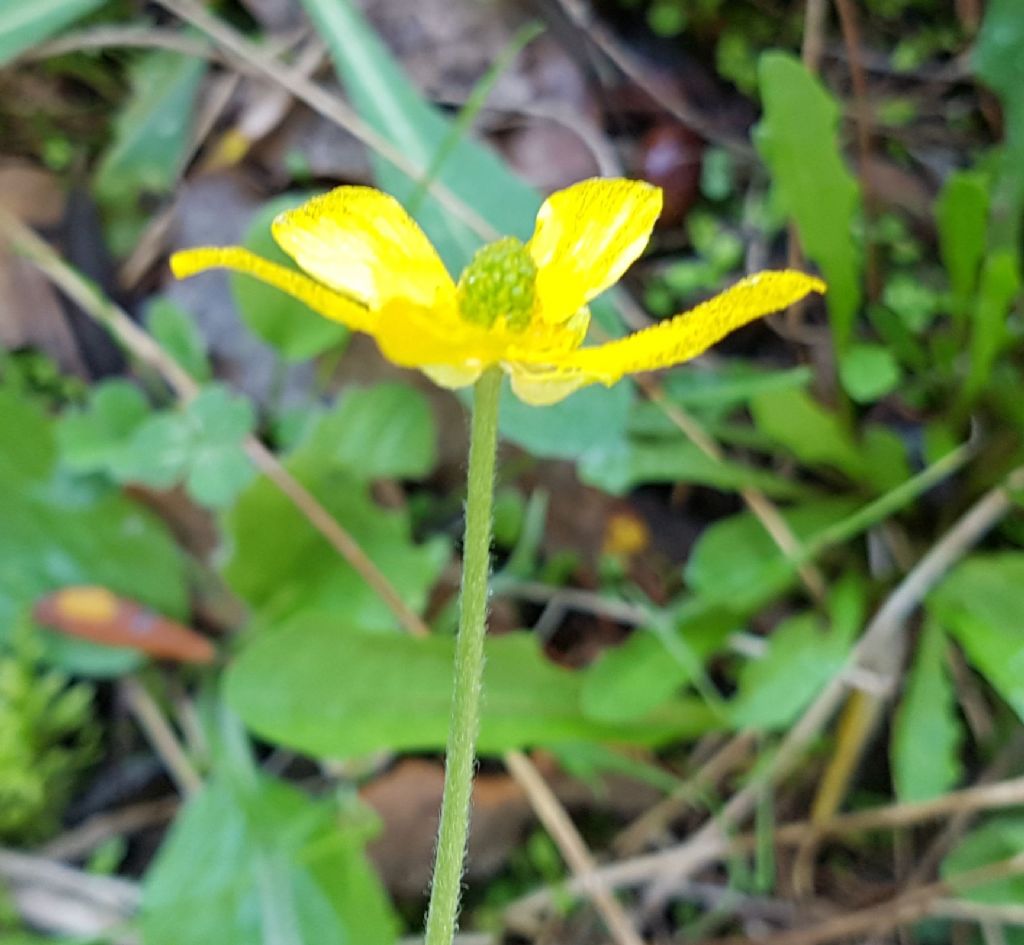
[171, 178, 825, 405]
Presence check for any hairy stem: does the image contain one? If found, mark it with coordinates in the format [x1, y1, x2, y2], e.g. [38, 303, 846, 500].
[424, 368, 502, 945]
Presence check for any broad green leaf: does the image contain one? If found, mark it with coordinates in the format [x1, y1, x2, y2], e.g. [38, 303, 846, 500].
[936, 171, 990, 319]
[729, 610, 852, 730]
[756, 52, 861, 351]
[297, 0, 634, 456]
[964, 249, 1020, 402]
[891, 620, 962, 803]
[57, 380, 151, 475]
[929, 553, 1024, 722]
[227, 621, 717, 757]
[580, 608, 737, 723]
[143, 773, 396, 945]
[93, 51, 205, 255]
[750, 386, 866, 479]
[578, 437, 802, 497]
[0, 0, 104, 66]
[498, 381, 633, 460]
[300, 384, 436, 481]
[838, 343, 901, 405]
[942, 816, 1024, 905]
[146, 298, 212, 382]
[0, 392, 187, 676]
[654, 364, 813, 411]
[684, 498, 858, 609]
[112, 386, 255, 509]
[230, 195, 350, 361]
[111, 412, 192, 490]
[974, 0, 1024, 249]
[223, 411, 448, 630]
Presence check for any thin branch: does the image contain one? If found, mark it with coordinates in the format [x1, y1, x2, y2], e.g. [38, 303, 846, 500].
[120, 677, 202, 796]
[504, 749, 647, 945]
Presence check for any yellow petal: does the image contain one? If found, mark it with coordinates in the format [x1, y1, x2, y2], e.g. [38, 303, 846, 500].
[170, 247, 374, 330]
[527, 178, 662, 325]
[271, 186, 455, 309]
[371, 297, 500, 371]
[504, 363, 589, 406]
[551, 270, 826, 384]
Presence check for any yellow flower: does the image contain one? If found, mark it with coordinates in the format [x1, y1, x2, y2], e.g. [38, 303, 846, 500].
[171, 178, 825, 405]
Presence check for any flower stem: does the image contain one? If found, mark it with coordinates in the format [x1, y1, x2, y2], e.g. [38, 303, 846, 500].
[424, 367, 503, 945]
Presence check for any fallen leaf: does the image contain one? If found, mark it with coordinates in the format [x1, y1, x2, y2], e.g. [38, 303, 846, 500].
[34, 586, 216, 664]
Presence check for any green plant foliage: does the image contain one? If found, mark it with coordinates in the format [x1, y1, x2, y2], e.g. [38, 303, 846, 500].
[729, 611, 852, 730]
[226, 619, 717, 758]
[964, 249, 1020, 402]
[306, 383, 437, 481]
[942, 815, 1024, 905]
[928, 553, 1024, 723]
[223, 386, 448, 631]
[974, 0, 1024, 248]
[837, 343, 902, 405]
[230, 195, 350, 361]
[935, 171, 990, 320]
[93, 51, 206, 255]
[756, 52, 862, 352]
[891, 621, 962, 803]
[143, 773, 397, 945]
[146, 298, 212, 382]
[580, 608, 738, 723]
[683, 498, 859, 610]
[578, 437, 802, 497]
[751, 386, 866, 480]
[58, 379, 151, 476]
[0, 391, 187, 675]
[112, 385, 256, 509]
[0, 0, 105, 66]
[0, 639, 98, 841]
[297, 0, 634, 458]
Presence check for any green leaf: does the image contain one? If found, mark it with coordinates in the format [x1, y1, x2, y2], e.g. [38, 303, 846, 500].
[936, 171, 990, 319]
[300, 384, 437, 481]
[0, 0, 104, 66]
[729, 610, 852, 730]
[891, 620, 963, 803]
[838, 343, 902, 405]
[929, 553, 1024, 722]
[223, 413, 448, 630]
[93, 51, 206, 254]
[974, 0, 1024, 248]
[498, 381, 633, 460]
[0, 392, 187, 676]
[942, 815, 1024, 905]
[143, 773, 397, 945]
[964, 249, 1020, 402]
[146, 298, 212, 382]
[111, 412, 192, 490]
[230, 195, 350, 361]
[580, 608, 737, 723]
[750, 386, 866, 479]
[112, 386, 256, 508]
[578, 437, 802, 497]
[226, 620, 717, 757]
[57, 380, 152, 475]
[756, 52, 862, 351]
[684, 498, 859, 609]
[297, 0, 633, 457]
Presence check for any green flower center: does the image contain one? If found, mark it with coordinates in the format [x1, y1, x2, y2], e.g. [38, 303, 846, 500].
[457, 237, 537, 332]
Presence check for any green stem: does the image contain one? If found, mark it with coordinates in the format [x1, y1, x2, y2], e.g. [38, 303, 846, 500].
[424, 368, 503, 945]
